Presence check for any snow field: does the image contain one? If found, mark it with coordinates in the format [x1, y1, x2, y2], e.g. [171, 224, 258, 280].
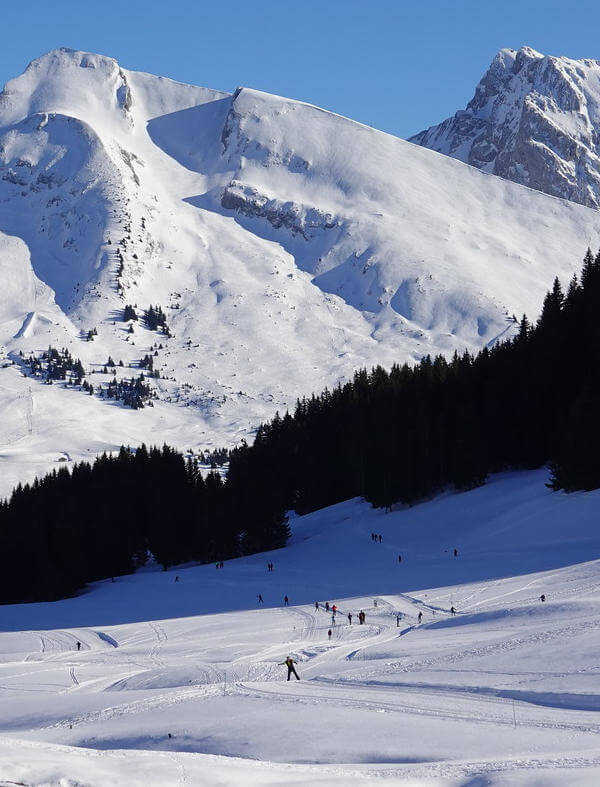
[1, 470, 600, 784]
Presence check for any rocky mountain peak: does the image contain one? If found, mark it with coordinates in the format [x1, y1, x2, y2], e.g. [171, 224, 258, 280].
[410, 47, 600, 209]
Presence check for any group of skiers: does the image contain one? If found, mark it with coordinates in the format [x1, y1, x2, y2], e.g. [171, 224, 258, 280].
[280, 587, 549, 680]
[266, 562, 275, 572]
[215, 561, 225, 569]
[369, 535, 460, 561]
[316, 600, 366, 625]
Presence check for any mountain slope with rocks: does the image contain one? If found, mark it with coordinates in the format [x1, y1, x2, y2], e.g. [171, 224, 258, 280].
[410, 46, 600, 209]
[0, 48, 599, 496]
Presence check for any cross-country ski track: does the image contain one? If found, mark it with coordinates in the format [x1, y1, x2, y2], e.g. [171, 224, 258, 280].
[1, 468, 600, 785]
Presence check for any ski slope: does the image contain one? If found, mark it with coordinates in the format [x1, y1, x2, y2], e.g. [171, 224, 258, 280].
[1, 469, 600, 785]
[1, 48, 600, 497]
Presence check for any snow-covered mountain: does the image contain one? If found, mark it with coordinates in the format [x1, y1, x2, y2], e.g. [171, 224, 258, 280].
[410, 46, 600, 209]
[1, 48, 600, 495]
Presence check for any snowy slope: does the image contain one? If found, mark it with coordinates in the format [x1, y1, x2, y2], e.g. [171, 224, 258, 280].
[411, 46, 600, 208]
[1, 469, 600, 784]
[1, 48, 600, 495]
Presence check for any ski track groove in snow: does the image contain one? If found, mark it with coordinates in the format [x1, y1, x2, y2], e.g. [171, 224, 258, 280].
[2, 471, 600, 782]
[148, 621, 168, 668]
[233, 679, 600, 735]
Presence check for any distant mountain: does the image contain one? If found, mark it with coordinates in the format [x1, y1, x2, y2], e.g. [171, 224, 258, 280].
[0, 48, 599, 495]
[410, 46, 600, 209]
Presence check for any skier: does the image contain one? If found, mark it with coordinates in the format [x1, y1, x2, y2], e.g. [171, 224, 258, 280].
[328, 629, 332, 640]
[279, 656, 300, 681]
[396, 613, 401, 627]
[453, 548, 458, 557]
[374, 599, 378, 608]
[540, 594, 546, 602]
[359, 610, 365, 624]
[76, 641, 81, 651]
[284, 595, 289, 606]
[348, 613, 352, 625]
[174, 575, 180, 582]
[450, 606, 456, 615]
[332, 604, 337, 614]
[331, 613, 336, 626]
[325, 602, 330, 612]
[418, 611, 423, 624]
[315, 601, 319, 611]
[398, 554, 402, 563]
[378, 535, 382, 543]
[257, 594, 264, 604]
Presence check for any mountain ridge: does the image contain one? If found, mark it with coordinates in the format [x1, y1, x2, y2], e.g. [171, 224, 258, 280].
[0, 48, 599, 496]
[410, 45, 600, 209]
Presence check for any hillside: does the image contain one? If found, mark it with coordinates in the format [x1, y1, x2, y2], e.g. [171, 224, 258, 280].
[1, 469, 600, 784]
[1, 48, 600, 495]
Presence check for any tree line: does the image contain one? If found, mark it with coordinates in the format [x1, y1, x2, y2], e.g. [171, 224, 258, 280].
[0, 445, 289, 603]
[223, 247, 600, 514]
[1, 249, 599, 602]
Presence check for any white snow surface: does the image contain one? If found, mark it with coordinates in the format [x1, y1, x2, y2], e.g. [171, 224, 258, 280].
[1, 469, 600, 785]
[1, 48, 600, 495]
[0, 471, 600, 786]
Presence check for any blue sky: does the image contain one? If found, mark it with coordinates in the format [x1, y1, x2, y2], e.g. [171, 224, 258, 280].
[1, 0, 599, 138]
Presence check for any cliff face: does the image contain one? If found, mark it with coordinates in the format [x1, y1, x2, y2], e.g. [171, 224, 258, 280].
[411, 46, 600, 209]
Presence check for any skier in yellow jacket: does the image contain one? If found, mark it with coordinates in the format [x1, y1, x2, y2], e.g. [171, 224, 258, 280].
[280, 656, 300, 681]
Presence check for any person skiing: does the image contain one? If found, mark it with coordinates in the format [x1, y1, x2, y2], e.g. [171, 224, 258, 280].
[328, 629, 332, 640]
[76, 641, 81, 651]
[398, 554, 402, 563]
[418, 611, 423, 624]
[450, 606, 456, 615]
[174, 575, 180, 582]
[284, 595, 289, 606]
[325, 602, 330, 612]
[540, 594, 546, 602]
[332, 604, 337, 614]
[279, 656, 300, 681]
[315, 601, 319, 611]
[453, 548, 458, 557]
[348, 613, 352, 625]
[257, 594, 264, 604]
[396, 613, 401, 627]
[378, 535, 382, 543]
[359, 610, 365, 624]
[374, 599, 378, 608]
[331, 613, 336, 626]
